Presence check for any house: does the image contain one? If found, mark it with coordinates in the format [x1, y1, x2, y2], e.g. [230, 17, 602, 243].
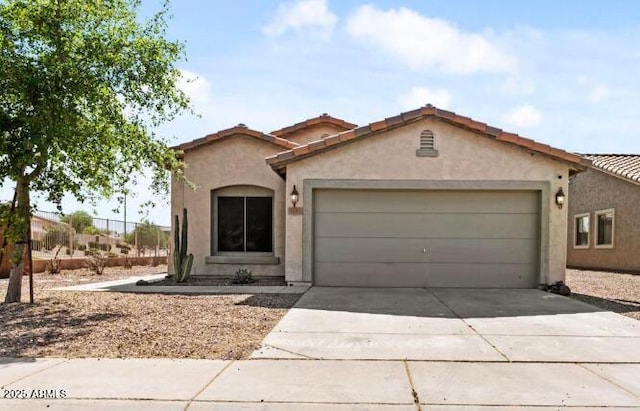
[171, 105, 589, 288]
[567, 154, 640, 273]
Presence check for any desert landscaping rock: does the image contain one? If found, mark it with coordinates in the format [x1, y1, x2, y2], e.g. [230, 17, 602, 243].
[0, 265, 300, 359]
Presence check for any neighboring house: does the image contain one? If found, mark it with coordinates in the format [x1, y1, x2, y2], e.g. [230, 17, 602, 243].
[567, 154, 640, 273]
[172, 106, 589, 288]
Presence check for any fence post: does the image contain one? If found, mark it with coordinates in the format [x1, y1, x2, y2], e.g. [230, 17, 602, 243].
[134, 223, 139, 256]
[68, 216, 74, 257]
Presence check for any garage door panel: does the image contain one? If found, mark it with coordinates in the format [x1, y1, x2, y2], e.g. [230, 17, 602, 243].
[428, 264, 538, 288]
[315, 262, 428, 287]
[313, 189, 540, 288]
[315, 190, 539, 214]
[315, 212, 538, 239]
[316, 238, 537, 264]
[315, 238, 429, 263]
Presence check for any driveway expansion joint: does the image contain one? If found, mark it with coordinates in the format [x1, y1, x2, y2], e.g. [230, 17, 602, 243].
[1, 358, 70, 388]
[578, 363, 640, 400]
[423, 287, 512, 362]
[186, 360, 234, 410]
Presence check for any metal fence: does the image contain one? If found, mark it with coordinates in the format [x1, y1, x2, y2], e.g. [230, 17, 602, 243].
[29, 210, 171, 260]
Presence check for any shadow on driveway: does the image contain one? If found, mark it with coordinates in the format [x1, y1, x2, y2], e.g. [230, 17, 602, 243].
[288, 287, 620, 319]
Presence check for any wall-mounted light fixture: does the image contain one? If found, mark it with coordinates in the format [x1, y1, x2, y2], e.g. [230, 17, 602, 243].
[290, 185, 299, 208]
[555, 188, 565, 209]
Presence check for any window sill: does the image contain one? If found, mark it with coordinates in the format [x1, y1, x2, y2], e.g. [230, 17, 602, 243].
[416, 149, 439, 157]
[205, 255, 280, 265]
[594, 244, 614, 249]
[573, 245, 590, 249]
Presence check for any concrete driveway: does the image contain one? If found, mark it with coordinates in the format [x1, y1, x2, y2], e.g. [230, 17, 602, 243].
[253, 287, 640, 362]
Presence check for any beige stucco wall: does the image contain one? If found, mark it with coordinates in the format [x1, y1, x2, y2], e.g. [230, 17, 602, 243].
[282, 124, 351, 145]
[171, 136, 286, 276]
[567, 168, 640, 272]
[285, 118, 571, 285]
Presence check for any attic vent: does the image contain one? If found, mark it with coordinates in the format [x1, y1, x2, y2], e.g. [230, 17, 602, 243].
[416, 130, 439, 157]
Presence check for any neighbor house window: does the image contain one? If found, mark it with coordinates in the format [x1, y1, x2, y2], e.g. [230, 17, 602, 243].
[211, 186, 273, 255]
[416, 129, 439, 157]
[595, 209, 614, 248]
[574, 213, 590, 248]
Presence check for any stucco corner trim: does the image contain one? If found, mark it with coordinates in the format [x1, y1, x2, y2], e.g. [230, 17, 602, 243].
[205, 255, 281, 265]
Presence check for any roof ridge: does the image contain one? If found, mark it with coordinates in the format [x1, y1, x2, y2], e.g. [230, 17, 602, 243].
[174, 124, 299, 152]
[270, 113, 357, 137]
[266, 105, 589, 171]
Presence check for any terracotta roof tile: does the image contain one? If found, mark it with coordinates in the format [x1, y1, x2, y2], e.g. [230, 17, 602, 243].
[582, 154, 640, 185]
[174, 124, 298, 152]
[370, 120, 387, 131]
[266, 105, 590, 172]
[339, 130, 357, 142]
[354, 126, 371, 137]
[270, 113, 357, 137]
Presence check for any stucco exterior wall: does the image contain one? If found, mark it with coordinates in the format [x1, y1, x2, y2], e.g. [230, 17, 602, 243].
[172, 136, 286, 276]
[285, 119, 571, 285]
[567, 168, 640, 272]
[282, 124, 351, 145]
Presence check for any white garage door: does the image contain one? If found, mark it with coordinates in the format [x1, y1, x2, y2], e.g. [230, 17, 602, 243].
[313, 189, 540, 288]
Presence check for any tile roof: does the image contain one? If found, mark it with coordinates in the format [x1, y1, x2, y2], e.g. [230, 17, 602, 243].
[266, 105, 590, 172]
[270, 113, 357, 138]
[581, 154, 640, 185]
[173, 124, 299, 152]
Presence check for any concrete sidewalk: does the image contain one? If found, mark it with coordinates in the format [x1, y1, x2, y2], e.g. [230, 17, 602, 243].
[1, 357, 640, 409]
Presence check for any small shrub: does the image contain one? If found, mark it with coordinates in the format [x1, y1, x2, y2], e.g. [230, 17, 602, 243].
[231, 268, 254, 285]
[85, 252, 108, 275]
[124, 257, 133, 269]
[77, 243, 87, 251]
[87, 242, 109, 252]
[46, 258, 61, 274]
[120, 248, 129, 255]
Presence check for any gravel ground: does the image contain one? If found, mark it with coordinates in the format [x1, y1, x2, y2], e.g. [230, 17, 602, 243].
[0, 265, 301, 359]
[566, 268, 640, 321]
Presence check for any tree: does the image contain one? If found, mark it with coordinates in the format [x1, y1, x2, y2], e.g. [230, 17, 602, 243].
[126, 220, 169, 251]
[1, 0, 190, 303]
[61, 210, 93, 234]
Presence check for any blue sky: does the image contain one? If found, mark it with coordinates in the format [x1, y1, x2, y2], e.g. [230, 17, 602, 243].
[4, 0, 640, 225]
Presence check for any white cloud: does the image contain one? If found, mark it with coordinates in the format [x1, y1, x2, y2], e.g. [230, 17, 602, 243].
[346, 5, 517, 74]
[503, 105, 542, 128]
[263, 0, 337, 39]
[177, 69, 213, 108]
[588, 84, 609, 103]
[399, 87, 452, 110]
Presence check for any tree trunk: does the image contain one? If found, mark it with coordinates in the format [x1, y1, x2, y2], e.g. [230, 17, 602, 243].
[4, 178, 31, 304]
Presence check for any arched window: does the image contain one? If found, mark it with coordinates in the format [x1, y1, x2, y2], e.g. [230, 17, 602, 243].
[416, 129, 439, 157]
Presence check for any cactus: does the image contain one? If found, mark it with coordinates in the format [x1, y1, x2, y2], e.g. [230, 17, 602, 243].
[173, 208, 193, 283]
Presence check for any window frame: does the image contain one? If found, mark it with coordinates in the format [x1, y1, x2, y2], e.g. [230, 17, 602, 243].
[573, 212, 590, 249]
[594, 208, 615, 249]
[211, 186, 274, 256]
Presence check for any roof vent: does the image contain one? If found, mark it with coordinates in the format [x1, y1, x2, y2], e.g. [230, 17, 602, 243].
[321, 113, 328, 116]
[237, 123, 247, 128]
[424, 103, 434, 108]
[416, 129, 439, 157]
